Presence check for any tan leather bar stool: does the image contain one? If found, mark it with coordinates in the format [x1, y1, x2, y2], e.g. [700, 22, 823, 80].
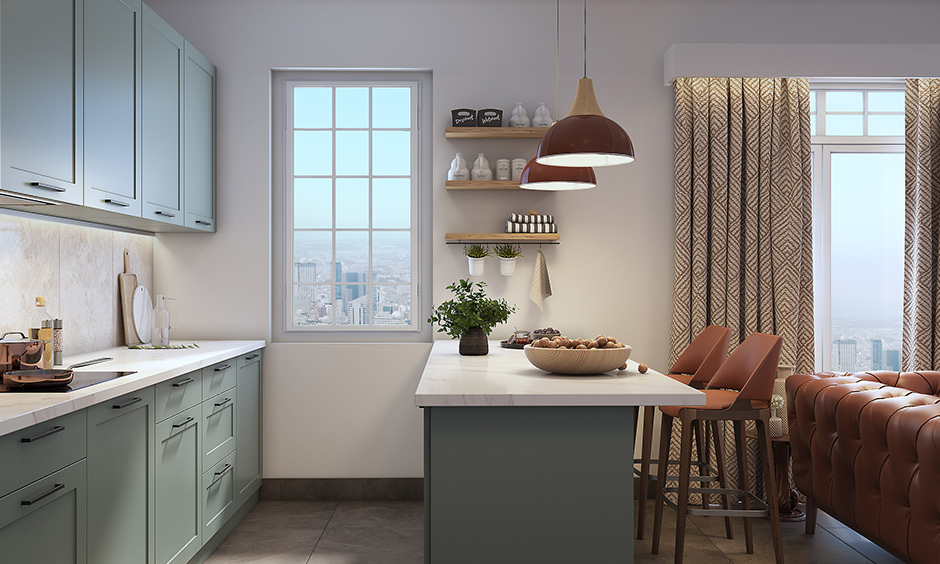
[635, 325, 732, 540]
[651, 332, 785, 564]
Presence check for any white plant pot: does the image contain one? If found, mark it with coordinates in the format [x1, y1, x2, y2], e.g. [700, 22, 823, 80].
[499, 257, 517, 276]
[468, 257, 485, 276]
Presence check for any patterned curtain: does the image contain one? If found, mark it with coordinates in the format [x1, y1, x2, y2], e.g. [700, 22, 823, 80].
[669, 78, 814, 375]
[903, 78, 940, 371]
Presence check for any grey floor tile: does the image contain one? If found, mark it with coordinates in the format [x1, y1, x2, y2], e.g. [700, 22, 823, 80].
[307, 501, 424, 564]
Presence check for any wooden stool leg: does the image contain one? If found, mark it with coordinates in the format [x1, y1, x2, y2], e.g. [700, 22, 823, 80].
[674, 413, 695, 564]
[694, 420, 709, 511]
[651, 413, 673, 555]
[637, 405, 656, 540]
[733, 420, 754, 554]
[757, 413, 785, 564]
[806, 497, 818, 534]
[711, 420, 733, 539]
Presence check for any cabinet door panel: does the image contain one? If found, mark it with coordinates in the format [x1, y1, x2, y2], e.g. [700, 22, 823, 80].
[156, 405, 202, 564]
[235, 351, 262, 504]
[87, 387, 155, 564]
[184, 42, 216, 231]
[84, 0, 141, 215]
[203, 451, 236, 540]
[0, 460, 87, 564]
[142, 4, 183, 225]
[0, 0, 83, 203]
[203, 388, 236, 470]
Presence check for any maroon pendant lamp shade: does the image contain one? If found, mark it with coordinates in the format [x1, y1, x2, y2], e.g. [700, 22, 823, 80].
[518, 157, 596, 191]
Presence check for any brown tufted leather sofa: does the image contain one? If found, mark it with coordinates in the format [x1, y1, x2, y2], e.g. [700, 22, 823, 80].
[787, 371, 940, 564]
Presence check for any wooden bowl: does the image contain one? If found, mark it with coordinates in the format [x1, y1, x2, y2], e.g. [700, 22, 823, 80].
[524, 344, 632, 375]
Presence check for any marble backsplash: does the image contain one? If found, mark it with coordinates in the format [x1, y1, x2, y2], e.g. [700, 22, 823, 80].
[0, 212, 153, 356]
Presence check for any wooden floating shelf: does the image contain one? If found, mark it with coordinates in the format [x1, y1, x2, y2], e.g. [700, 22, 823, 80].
[445, 180, 522, 191]
[445, 127, 547, 139]
[445, 233, 560, 244]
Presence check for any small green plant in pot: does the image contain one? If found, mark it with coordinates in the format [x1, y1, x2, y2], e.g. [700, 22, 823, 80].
[464, 244, 491, 276]
[428, 278, 516, 355]
[494, 244, 523, 276]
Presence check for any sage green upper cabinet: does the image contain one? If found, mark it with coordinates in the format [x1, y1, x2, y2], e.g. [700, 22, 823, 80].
[0, 0, 84, 205]
[87, 388, 156, 564]
[141, 3, 184, 226]
[184, 41, 217, 232]
[83, 0, 142, 216]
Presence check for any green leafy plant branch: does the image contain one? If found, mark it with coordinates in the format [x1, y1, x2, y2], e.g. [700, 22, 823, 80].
[427, 279, 516, 339]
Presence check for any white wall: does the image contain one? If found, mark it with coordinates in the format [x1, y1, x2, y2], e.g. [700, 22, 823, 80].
[147, 0, 940, 478]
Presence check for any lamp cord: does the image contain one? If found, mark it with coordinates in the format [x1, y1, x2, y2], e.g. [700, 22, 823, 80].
[556, 0, 560, 119]
[583, 0, 587, 78]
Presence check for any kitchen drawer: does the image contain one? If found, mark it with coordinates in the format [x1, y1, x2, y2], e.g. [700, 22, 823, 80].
[236, 349, 262, 369]
[202, 451, 236, 540]
[155, 404, 201, 564]
[0, 410, 87, 498]
[203, 388, 236, 470]
[202, 359, 235, 399]
[156, 370, 202, 422]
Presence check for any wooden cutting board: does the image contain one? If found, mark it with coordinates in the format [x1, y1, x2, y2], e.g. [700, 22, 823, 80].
[119, 249, 142, 345]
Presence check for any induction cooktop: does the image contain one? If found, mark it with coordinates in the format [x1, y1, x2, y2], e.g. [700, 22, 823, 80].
[0, 371, 137, 393]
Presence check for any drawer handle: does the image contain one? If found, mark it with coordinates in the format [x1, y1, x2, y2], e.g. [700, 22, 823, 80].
[21, 425, 65, 443]
[113, 397, 142, 410]
[195, 220, 212, 226]
[29, 182, 66, 193]
[22, 484, 65, 506]
[172, 416, 195, 429]
[214, 397, 232, 408]
[208, 463, 233, 488]
[155, 210, 176, 218]
[214, 364, 232, 372]
[172, 377, 195, 387]
[104, 198, 130, 207]
[245, 354, 260, 361]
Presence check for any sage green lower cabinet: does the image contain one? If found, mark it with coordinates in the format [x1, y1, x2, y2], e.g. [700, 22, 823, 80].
[0, 460, 87, 564]
[203, 451, 237, 540]
[235, 350, 263, 505]
[156, 404, 202, 564]
[87, 387, 156, 564]
[203, 388, 236, 470]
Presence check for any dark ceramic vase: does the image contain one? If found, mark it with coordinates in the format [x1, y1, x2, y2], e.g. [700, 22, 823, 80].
[458, 327, 489, 355]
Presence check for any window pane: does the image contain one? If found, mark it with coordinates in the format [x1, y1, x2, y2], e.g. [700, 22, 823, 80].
[336, 281, 369, 326]
[336, 87, 369, 129]
[293, 87, 332, 129]
[829, 152, 904, 372]
[293, 231, 332, 283]
[373, 131, 411, 175]
[825, 115, 863, 136]
[810, 115, 816, 136]
[335, 231, 369, 280]
[868, 91, 904, 112]
[374, 285, 411, 326]
[294, 178, 331, 228]
[294, 131, 332, 175]
[294, 284, 332, 326]
[335, 178, 369, 228]
[373, 178, 411, 228]
[373, 231, 411, 283]
[825, 91, 863, 112]
[336, 131, 369, 176]
[372, 87, 411, 129]
[868, 114, 904, 136]
[809, 91, 816, 113]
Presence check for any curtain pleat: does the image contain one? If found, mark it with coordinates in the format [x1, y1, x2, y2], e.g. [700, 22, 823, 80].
[903, 78, 940, 371]
[669, 77, 814, 375]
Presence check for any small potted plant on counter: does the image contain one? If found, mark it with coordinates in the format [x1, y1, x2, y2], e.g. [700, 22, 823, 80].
[428, 278, 516, 355]
[464, 244, 491, 276]
[494, 244, 523, 276]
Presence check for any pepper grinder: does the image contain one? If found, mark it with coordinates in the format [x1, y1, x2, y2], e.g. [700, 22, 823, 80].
[53, 319, 63, 366]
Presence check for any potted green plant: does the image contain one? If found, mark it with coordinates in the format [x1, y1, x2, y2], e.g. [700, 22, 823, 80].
[428, 278, 517, 355]
[464, 244, 491, 276]
[494, 244, 523, 276]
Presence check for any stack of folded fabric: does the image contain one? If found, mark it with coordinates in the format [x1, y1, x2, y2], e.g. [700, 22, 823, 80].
[505, 212, 557, 233]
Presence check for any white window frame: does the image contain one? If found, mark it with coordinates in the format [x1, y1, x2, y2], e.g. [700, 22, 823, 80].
[271, 69, 432, 343]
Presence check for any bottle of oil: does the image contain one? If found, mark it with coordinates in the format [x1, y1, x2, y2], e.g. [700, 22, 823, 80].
[28, 297, 54, 369]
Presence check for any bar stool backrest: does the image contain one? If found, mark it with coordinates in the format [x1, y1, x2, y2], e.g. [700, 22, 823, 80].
[706, 332, 783, 401]
[670, 325, 732, 385]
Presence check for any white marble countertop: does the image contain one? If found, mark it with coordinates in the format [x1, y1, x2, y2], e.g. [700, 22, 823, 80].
[415, 340, 706, 407]
[0, 340, 265, 436]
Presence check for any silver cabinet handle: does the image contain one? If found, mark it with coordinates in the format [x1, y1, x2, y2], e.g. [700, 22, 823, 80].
[113, 397, 142, 410]
[172, 416, 195, 429]
[207, 463, 233, 488]
[195, 220, 212, 226]
[214, 364, 232, 372]
[245, 354, 260, 361]
[172, 377, 195, 387]
[21, 425, 65, 443]
[214, 397, 232, 408]
[104, 198, 130, 207]
[155, 210, 176, 218]
[29, 182, 65, 193]
[22, 484, 65, 505]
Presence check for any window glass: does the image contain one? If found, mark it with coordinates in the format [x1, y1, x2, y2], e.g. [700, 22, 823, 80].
[868, 115, 904, 136]
[825, 91, 863, 112]
[373, 131, 411, 175]
[868, 91, 904, 112]
[293, 131, 332, 175]
[372, 87, 411, 129]
[335, 131, 369, 176]
[294, 87, 332, 129]
[373, 178, 411, 229]
[335, 178, 369, 229]
[293, 178, 332, 229]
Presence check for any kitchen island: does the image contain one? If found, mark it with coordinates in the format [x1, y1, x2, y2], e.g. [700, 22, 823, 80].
[415, 340, 705, 564]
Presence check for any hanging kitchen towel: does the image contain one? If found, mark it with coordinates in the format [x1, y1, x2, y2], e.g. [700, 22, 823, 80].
[530, 250, 552, 311]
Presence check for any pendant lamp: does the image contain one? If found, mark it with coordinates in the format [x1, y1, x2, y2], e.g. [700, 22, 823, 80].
[535, 0, 635, 168]
[520, 0, 597, 190]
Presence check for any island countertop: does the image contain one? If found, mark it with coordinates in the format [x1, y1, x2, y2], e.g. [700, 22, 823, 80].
[415, 340, 706, 407]
[0, 340, 265, 436]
